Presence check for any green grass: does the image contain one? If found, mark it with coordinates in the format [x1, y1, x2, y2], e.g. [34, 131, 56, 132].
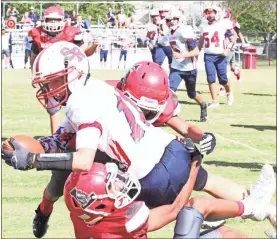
[2, 67, 276, 238]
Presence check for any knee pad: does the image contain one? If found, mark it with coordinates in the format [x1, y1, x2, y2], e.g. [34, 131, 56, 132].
[174, 206, 204, 239]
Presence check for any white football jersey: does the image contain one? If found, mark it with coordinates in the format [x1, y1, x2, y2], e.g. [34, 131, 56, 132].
[99, 38, 110, 51]
[157, 18, 170, 46]
[146, 23, 158, 46]
[199, 19, 233, 54]
[169, 25, 197, 71]
[64, 79, 175, 179]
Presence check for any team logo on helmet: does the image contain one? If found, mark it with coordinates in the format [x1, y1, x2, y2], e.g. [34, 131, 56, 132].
[70, 188, 96, 209]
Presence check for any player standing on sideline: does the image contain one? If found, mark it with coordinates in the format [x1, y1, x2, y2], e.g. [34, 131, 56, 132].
[99, 33, 110, 69]
[198, 5, 236, 108]
[166, 8, 208, 122]
[28, 6, 99, 135]
[117, 34, 130, 69]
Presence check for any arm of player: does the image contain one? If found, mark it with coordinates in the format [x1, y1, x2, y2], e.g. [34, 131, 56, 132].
[83, 37, 99, 57]
[166, 116, 204, 143]
[147, 159, 200, 232]
[197, 35, 204, 51]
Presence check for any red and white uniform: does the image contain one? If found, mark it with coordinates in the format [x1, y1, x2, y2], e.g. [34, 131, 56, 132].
[28, 25, 82, 52]
[99, 37, 110, 50]
[199, 19, 232, 54]
[71, 201, 149, 239]
[146, 23, 158, 46]
[55, 80, 174, 179]
[105, 80, 180, 128]
[169, 25, 197, 71]
[157, 18, 170, 46]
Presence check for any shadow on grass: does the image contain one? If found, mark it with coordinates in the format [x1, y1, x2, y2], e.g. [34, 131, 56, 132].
[230, 124, 276, 131]
[205, 160, 276, 172]
[242, 93, 276, 97]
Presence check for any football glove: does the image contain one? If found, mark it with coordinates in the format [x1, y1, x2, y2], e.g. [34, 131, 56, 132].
[1, 138, 34, 170]
[179, 137, 202, 166]
[199, 132, 216, 155]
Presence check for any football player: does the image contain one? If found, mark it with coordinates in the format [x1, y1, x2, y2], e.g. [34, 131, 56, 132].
[166, 8, 208, 122]
[29, 6, 99, 135]
[198, 5, 236, 108]
[63, 162, 276, 238]
[224, 9, 248, 82]
[146, 5, 172, 67]
[2, 43, 275, 237]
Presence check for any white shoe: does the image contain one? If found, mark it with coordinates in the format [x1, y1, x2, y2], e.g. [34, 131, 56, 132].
[208, 101, 220, 109]
[201, 220, 225, 229]
[219, 87, 226, 96]
[242, 164, 276, 221]
[227, 92, 234, 105]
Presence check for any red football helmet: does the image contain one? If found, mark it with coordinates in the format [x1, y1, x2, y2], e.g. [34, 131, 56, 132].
[121, 61, 169, 123]
[43, 6, 65, 33]
[64, 162, 141, 225]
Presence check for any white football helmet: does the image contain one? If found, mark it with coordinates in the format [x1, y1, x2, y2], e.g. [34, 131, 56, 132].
[166, 8, 182, 30]
[150, 8, 159, 17]
[203, 5, 222, 22]
[32, 41, 90, 109]
[159, 4, 170, 19]
[43, 6, 65, 33]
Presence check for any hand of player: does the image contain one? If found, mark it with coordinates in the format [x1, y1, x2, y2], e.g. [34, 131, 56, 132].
[148, 43, 153, 50]
[221, 49, 230, 56]
[173, 51, 184, 59]
[1, 138, 34, 170]
[180, 138, 202, 166]
[199, 132, 216, 155]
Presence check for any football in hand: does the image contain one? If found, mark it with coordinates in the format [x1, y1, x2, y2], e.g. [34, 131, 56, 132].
[2, 135, 45, 153]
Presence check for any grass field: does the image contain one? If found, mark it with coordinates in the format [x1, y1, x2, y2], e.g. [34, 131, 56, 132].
[2, 67, 276, 238]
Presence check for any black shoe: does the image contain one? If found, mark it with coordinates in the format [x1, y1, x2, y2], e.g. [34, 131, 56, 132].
[200, 103, 208, 122]
[33, 205, 51, 238]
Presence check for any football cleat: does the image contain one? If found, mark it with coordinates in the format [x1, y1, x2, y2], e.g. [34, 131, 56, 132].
[208, 101, 220, 109]
[242, 164, 276, 221]
[226, 92, 234, 106]
[200, 103, 208, 122]
[201, 220, 225, 229]
[219, 86, 226, 96]
[33, 205, 51, 238]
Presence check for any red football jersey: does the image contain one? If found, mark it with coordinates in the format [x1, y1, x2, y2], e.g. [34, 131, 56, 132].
[105, 80, 180, 127]
[28, 25, 82, 52]
[70, 201, 149, 238]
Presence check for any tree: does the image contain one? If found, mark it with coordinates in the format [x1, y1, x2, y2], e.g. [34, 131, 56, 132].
[218, 0, 276, 33]
[4, 2, 136, 25]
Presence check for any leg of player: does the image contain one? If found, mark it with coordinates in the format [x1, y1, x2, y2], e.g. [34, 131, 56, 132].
[169, 69, 183, 92]
[123, 50, 127, 69]
[203, 173, 249, 200]
[183, 69, 208, 122]
[204, 55, 219, 108]
[33, 170, 70, 238]
[118, 50, 123, 69]
[216, 56, 234, 106]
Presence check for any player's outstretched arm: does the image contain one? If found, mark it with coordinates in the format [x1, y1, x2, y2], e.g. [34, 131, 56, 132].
[147, 155, 201, 232]
[166, 116, 204, 142]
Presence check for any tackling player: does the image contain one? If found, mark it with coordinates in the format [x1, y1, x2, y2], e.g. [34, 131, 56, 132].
[198, 5, 236, 108]
[64, 162, 276, 238]
[29, 6, 98, 135]
[166, 8, 208, 122]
